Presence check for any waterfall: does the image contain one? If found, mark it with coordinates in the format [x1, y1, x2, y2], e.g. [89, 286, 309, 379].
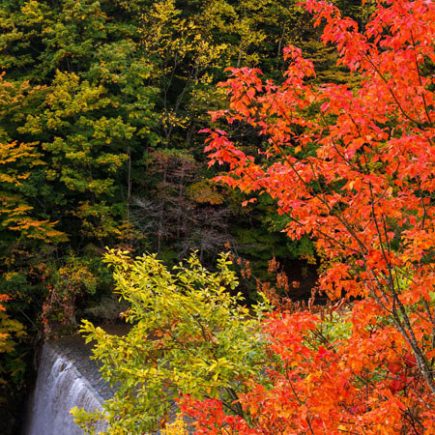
[26, 341, 110, 435]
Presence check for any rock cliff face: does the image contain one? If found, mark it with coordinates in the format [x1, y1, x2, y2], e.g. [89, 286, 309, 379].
[26, 339, 111, 435]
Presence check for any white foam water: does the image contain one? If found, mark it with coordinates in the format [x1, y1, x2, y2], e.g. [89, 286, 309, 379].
[26, 343, 107, 435]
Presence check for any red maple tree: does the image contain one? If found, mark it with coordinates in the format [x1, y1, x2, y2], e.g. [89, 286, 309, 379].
[182, 0, 434, 432]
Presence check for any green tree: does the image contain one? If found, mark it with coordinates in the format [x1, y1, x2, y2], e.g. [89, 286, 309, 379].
[0, 0, 158, 242]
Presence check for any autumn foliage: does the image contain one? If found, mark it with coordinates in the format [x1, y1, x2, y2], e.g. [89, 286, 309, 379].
[182, 0, 435, 432]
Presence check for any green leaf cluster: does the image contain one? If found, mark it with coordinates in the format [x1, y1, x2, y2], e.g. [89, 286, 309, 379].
[0, 0, 159, 241]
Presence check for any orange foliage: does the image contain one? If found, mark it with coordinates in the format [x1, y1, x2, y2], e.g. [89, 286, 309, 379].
[183, 0, 435, 433]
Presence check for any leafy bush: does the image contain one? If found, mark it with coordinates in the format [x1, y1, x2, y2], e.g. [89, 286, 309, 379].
[72, 250, 269, 433]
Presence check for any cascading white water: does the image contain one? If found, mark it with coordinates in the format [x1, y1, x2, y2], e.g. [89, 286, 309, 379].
[26, 343, 108, 435]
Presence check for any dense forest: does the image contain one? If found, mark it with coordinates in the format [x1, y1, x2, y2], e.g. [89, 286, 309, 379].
[0, 0, 433, 434]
